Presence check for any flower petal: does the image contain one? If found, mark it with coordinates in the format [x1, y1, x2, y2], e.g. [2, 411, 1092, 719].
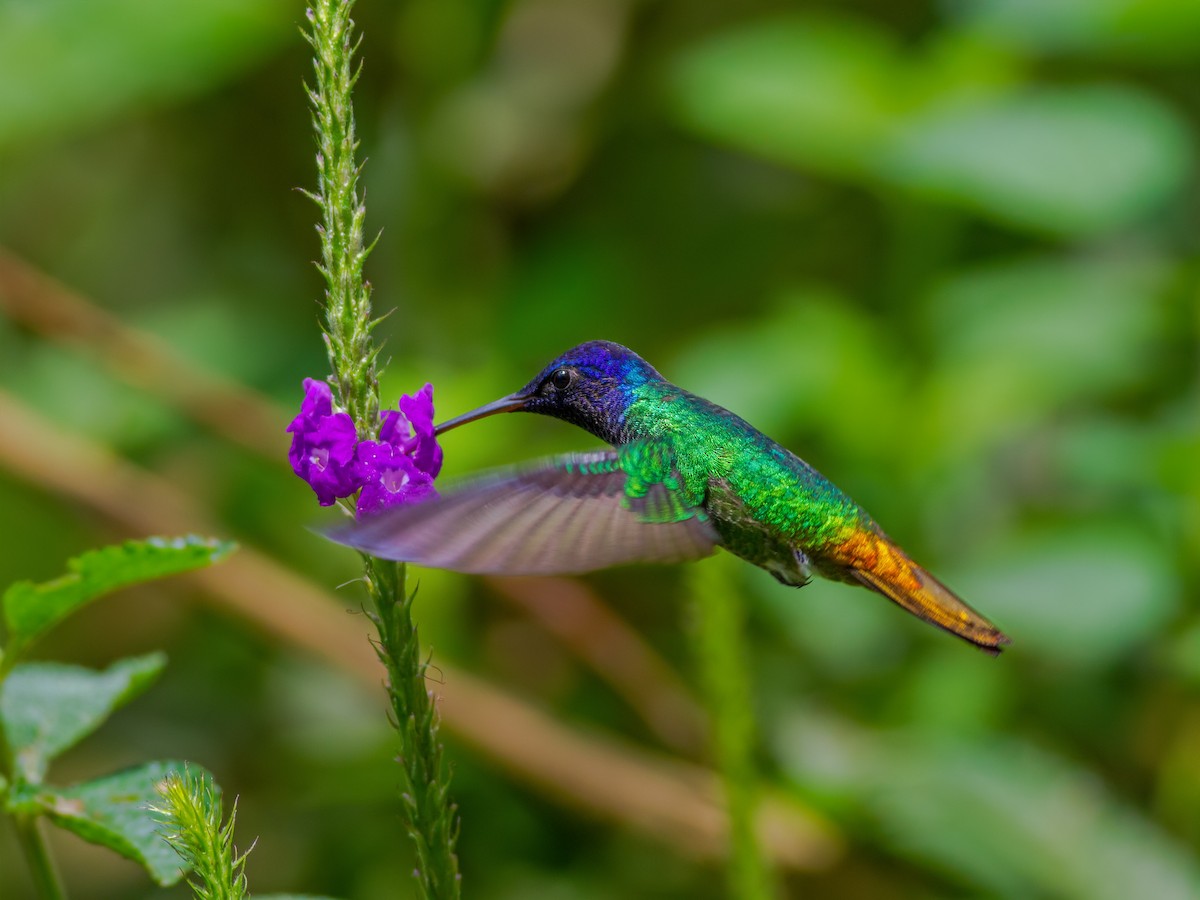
[299, 377, 334, 419]
[399, 384, 443, 478]
[288, 380, 367, 505]
[355, 441, 438, 516]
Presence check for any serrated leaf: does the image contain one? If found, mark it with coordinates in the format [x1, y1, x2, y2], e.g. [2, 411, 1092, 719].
[37, 760, 204, 887]
[1, 653, 166, 785]
[3, 536, 234, 655]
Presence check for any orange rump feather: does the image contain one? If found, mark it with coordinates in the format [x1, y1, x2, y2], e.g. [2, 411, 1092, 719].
[831, 531, 1010, 654]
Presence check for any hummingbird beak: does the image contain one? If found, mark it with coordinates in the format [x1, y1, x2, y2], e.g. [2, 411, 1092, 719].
[434, 392, 530, 435]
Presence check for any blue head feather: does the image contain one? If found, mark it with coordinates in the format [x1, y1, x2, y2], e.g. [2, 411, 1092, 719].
[518, 341, 664, 443]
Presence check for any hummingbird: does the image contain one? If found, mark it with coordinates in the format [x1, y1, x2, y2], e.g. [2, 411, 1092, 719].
[328, 340, 1010, 654]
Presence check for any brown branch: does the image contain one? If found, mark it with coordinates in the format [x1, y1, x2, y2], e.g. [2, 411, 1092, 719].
[0, 387, 840, 870]
[0, 246, 281, 456]
[487, 576, 706, 754]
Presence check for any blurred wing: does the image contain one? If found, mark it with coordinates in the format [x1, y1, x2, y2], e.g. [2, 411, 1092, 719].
[322, 449, 720, 575]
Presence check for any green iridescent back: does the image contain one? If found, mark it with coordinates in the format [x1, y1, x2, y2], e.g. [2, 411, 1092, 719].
[623, 381, 873, 553]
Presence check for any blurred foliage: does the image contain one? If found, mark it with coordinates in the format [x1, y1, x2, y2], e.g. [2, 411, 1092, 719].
[0, 538, 232, 893]
[0, 0, 1197, 898]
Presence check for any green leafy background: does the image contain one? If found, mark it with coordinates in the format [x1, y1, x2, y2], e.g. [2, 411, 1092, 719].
[0, 0, 1196, 897]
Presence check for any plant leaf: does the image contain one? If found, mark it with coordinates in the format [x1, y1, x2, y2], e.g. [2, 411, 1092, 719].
[36, 760, 205, 887]
[947, 525, 1179, 666]
[879, 86, 1191, 236]
[668, 17, 1192, 236]
[0, 0, 292, 149]
[953, 0, 1200, 61]
[918, 254, 1172, 459]
[1, 654, 167, 785]
[668, 16, 902, 177]
[3, 536, 234, 655]
[774, 715, 1200, 898]
[878, 739, 1200, 899]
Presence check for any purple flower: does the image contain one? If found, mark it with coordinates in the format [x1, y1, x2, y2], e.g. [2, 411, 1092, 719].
[354, 440, 438, 516]
[380, 383, 443, 480]
[356, 384, 443, 516]
[287, 378, 365, 506]
[287, 378, 444, 514]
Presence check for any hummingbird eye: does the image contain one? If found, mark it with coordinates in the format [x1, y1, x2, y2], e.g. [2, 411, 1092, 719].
[549, 367, 575, 391]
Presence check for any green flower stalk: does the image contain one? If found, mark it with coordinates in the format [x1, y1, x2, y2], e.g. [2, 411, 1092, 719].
[151, 770, 249, 900]
[302, 2, 461, 897]
[689, 556, 775, 900]
[303, 0, 380, 436]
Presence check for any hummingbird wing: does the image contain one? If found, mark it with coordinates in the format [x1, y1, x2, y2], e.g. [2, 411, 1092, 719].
[321, 447, 720, 575]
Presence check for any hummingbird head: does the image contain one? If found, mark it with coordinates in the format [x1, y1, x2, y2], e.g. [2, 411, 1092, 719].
[435, 340, 664, 444]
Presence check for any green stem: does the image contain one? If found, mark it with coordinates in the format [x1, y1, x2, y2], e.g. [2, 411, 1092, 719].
[365, 558, 461, 899]
[689, 556, 775, 900]
[0, 648, 67, 900]
[305, 1, 461, 895]
[13, 816, 68, 900]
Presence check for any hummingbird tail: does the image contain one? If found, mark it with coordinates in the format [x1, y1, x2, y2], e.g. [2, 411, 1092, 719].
[843, 537, 1011, 655]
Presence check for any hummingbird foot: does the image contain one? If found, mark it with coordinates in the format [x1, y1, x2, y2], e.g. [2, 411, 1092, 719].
[765, 549, 813, 588]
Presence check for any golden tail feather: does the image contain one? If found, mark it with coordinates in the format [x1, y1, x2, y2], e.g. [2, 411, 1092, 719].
[836, 533, 1010, 654]
[852, 565, 1010, 655]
